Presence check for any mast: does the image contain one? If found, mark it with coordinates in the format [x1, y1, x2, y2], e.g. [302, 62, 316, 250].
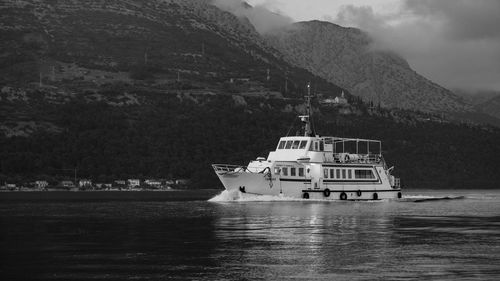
[299, 83, 314, 137]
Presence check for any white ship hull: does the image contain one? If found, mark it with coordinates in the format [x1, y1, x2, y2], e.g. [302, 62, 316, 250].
[213, 163, 402, 201]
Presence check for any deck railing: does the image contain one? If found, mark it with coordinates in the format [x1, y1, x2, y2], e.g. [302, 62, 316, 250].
[332, 153, 383, 164]
[212, 164, 271, 175]
[212, 164, 247, 174]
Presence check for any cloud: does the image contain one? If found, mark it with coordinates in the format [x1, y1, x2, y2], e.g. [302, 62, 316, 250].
[404, 0, 500, 40]
[336, 5, 386, 29]
[213, 0, 293, 34]
[334, 0, 500, 91]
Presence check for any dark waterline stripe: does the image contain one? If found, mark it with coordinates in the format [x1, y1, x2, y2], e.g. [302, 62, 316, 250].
[279, 179, 312, 182]
[323, 179, 380, 183]
[279, 179, 381, 184]
[322, 165, 377, 168]
[302, 189, 401, 193]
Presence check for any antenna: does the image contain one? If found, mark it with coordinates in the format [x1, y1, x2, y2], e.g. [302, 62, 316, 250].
[299, 83, 314, 137]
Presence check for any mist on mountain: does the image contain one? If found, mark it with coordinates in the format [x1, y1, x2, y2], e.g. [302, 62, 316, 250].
[213, 0, 293, 34]
[333, 0, 500, 92]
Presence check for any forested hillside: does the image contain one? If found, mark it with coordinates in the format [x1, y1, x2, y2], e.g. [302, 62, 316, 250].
[1, 89, 499, 189]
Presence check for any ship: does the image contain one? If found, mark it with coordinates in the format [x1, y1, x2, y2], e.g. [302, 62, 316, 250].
[212, 84, 402, 200]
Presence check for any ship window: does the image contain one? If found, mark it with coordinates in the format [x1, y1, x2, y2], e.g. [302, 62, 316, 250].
[285, 141, 293, 149]
[319, 141, 324, 151]
[314, 142, 319, 151]
[342, 169, 346, 179]
[278, 141, 285, 149]
[292, 140, 300, 149]
[330, 169, 334, 178]
[348, 170, 352, 179]
[298, 168, 304, 177]
[274, 167, 280, 175]
[291, 168, 296, 176]
[355, 170, 375, 179]
[336, 169, 340, 178]
[282, 168, 288, 176]
[299, 140, 308, 149]
[324, 168, 328, 178]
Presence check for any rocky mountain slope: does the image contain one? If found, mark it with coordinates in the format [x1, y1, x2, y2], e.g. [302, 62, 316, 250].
[0, 0, 347, 136]
[265, 21, 473, 113]
[0, 0, 343, 91]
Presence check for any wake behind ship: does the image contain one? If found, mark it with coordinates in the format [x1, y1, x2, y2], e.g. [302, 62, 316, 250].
[212, 84, 402, 200]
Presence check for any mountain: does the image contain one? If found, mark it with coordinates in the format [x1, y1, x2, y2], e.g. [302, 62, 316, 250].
[0, 0, 348, 136]
[0, 0, 344, 94]
[0, 1, 499, 189]
[265, 20, 473, 113]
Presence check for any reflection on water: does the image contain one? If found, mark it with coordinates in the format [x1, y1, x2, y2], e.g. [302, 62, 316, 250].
[211, 200, 500, 280]
[211, 203, 398, 280]
[0, 190, 499, 280]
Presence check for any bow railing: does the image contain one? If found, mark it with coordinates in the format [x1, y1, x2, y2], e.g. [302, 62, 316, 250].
[212, 164, 248, 174]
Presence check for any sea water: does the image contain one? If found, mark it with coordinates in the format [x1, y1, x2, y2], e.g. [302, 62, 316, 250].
[1, 189, 499, 280]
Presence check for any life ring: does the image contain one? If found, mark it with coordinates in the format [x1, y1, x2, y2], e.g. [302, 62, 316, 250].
[303, 192, 309, 199]
[323, 188, 331, 197]
[239, 186, 246, 193]
[397, 192, 402, 199]
[372, 193, 378, 200]
[356, 190, 362, 197]
[340, 192, 347, 200]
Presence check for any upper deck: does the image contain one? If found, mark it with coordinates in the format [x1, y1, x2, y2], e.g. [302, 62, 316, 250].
[266, 136, 384, 165]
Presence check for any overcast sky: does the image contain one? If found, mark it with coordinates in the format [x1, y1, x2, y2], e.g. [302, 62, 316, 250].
[245, 0, 500, 92]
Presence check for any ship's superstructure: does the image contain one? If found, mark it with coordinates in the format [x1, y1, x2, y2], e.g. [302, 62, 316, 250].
[212, 84, 402, 200]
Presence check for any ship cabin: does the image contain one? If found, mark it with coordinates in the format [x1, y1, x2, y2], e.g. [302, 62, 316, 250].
[245, 136, 385, 173]
[266, 136, 383, 165]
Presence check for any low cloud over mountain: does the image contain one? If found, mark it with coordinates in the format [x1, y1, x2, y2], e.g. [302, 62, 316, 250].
[334, 0, 500, 92]
[213, 0, 292, 34]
